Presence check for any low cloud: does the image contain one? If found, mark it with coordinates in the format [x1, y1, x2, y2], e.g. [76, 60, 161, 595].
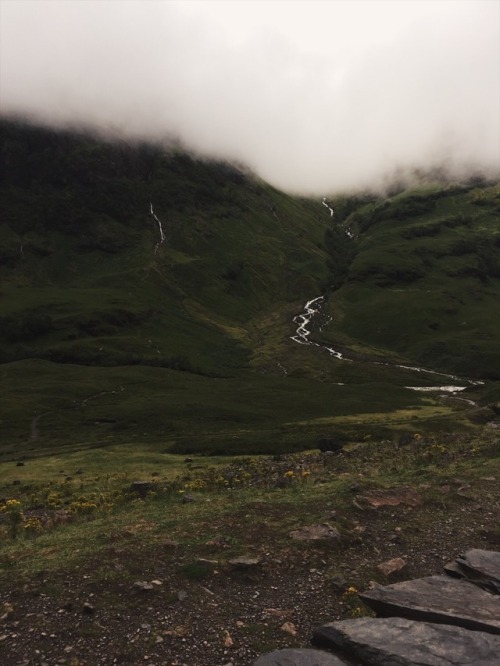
[1, 0, 498, 194]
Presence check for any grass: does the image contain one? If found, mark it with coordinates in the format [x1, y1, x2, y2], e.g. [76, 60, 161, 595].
[323, 184, 500, 380]
[2, 354, 477, 460]
[0, 427, 498, 580]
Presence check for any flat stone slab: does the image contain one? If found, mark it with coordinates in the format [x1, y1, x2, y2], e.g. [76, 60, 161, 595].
[359, 575, 500, 634]
[253, 648, 351, 665]
[452, 549, 500, 594]
[313, 617, 500, 666]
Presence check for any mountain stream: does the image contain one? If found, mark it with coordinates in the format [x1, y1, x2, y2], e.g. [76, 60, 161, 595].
[291, 295, 481, 394]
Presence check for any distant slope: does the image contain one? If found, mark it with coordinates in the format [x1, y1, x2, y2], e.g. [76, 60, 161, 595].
[0, 119, 329, 376]
[319, 184, 500, 379]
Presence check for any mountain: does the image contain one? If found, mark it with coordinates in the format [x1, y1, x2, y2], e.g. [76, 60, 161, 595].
[0, 119, 328, 374]
[1, 119, 499, 457]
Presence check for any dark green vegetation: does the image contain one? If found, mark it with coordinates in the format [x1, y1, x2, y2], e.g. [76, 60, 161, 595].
[1, 119, 499, 458]
[321, 185, 500, 380]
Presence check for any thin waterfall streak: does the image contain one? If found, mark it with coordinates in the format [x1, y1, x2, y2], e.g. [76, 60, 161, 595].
[150, 201, 166, 255]
[322, 197, 334, 217]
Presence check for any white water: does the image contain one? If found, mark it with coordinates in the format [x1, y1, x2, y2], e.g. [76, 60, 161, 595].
[322, 197, 334, 217]
[291, 295, 480, 389]
[291, 296, 346, 360]
[291, 200, 481, 390]
[150, 201, 166, 255]
[405, 385, 467, 393]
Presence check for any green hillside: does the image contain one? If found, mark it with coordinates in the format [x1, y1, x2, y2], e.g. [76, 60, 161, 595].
[1, 119, 499, 456]
[0, 119, 328, 375]
[319, 185, 500, 379]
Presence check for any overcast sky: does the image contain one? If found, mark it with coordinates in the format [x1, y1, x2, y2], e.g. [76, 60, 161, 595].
[1, 0, 499, 194]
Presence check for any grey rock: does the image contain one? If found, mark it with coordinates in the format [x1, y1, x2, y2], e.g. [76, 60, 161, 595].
[253, 648, 350, 666]
[376, 557, 407, 578]
[329, 574, 349, 594]
[443, 560, 464, 578]
[228, 556, 261, 569]
[289, 523, 341, 543]
[195, 558, 218, 569]
[359, 575, 500, 634]
[313, 617, 500, 666]
[133, 581, 154, 591]
[453, 549, 500, 594]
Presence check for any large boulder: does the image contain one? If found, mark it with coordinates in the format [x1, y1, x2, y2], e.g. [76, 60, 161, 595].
[313, 617, 500, 666]
[446, 549, 500, 594]
[359, 575, 500, 634]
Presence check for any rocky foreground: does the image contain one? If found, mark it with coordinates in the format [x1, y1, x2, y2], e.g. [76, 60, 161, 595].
[1, 444, 499, 665]
[255, 549, 500, 665]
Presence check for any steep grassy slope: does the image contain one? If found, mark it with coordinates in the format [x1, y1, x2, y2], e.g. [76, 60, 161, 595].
[0, 119, 328, 374]
[319, 184, 500, 379]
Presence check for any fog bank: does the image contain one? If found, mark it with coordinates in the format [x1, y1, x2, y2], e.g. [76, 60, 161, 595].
[1, 0, 498, 194]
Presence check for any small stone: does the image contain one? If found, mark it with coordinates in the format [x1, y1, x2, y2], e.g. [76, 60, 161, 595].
[82, 602, 95, 615]
[281, 622, 297, 636]
[329, 575, 349, 593]
[377, 557, 407, 578]
[228, 556, 261, 569]
[134, 581, 154, 591]
[290, 523, 341, 543]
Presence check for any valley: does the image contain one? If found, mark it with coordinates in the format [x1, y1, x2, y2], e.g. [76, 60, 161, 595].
[1, 119, 499, 459]
[0, 118, 499, 666]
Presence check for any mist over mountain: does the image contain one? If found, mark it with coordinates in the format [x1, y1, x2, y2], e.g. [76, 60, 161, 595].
[1, 0, 498, 194]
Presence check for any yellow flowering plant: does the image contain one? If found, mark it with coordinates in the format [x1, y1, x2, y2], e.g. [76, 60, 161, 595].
[1, 499, 24, 539]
